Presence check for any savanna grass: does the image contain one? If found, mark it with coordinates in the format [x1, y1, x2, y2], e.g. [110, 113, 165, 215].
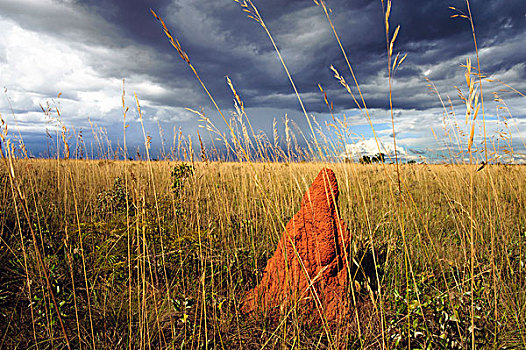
[0, 159, 525, 348]
[0, 0, 525, 348]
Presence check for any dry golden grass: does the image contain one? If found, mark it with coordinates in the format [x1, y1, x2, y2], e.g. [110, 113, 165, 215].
[0, 159, 525, 348]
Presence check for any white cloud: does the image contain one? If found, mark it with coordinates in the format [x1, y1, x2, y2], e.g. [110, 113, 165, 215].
[341, 137, 406, 159]
[0, 11, 192, 135]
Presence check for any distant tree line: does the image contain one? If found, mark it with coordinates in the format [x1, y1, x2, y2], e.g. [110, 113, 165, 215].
[359, 153, 385, 164]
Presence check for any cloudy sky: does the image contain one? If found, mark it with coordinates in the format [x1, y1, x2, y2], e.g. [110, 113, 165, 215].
[0, 0, 525, 161]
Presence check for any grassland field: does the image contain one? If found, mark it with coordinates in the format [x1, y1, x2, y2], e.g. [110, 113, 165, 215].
[0, 159, 525, 349]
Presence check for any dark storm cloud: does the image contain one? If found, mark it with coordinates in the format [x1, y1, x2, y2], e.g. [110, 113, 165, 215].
[139, 0, 525, 113]
[2, 0, 524, 113]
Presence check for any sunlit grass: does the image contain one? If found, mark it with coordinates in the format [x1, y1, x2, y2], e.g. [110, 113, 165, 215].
[0, 0, 525, 348]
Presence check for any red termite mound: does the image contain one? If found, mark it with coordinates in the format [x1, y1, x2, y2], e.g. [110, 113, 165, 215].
[243, 168, 351, 323]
